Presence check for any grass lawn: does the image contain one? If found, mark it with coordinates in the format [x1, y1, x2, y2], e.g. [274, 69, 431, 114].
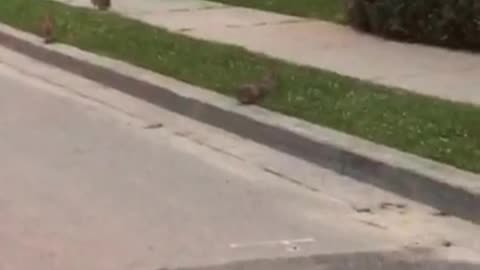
[209, 0, 345, 22]
[1, 0, 479, 173]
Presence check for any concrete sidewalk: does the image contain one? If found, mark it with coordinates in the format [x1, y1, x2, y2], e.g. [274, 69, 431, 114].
[59, 0, 480, 105]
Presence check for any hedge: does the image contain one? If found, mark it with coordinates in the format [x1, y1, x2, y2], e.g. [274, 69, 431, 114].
[346, 0, 480, 50]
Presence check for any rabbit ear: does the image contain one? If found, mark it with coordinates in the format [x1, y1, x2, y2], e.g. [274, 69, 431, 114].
[45, 12, 54, 21]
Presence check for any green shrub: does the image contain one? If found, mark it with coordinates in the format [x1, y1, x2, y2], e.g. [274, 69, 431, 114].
[346, 0, 480, 50]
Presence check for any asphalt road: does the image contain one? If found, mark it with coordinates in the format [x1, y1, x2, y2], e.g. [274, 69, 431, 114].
[0, 55, 479, 270]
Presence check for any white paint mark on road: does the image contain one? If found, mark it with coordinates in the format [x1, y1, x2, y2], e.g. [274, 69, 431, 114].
[229, 238, 316, 249]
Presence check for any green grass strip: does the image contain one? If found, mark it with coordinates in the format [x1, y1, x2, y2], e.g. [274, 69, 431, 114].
[209, 0, 345, 22]
[1, 0, 479, 173]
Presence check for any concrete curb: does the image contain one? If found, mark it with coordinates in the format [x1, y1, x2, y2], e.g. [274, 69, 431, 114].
[0, 24, 479, 224]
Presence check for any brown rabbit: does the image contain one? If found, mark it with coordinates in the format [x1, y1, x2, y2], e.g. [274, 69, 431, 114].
[237, 71, 277, 105]
[91, 0, 111, 10]
[41, 13, 55, 44]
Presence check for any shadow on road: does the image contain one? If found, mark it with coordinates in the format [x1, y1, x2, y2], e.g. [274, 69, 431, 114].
[175, 249, 480, 270]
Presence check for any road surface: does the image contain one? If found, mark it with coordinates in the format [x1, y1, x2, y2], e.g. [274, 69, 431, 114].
[0, 47, 479, 270]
